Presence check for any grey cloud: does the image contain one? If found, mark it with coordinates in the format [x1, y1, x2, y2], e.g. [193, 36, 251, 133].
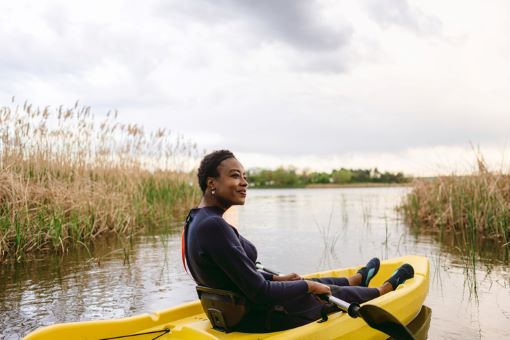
[292, 51, 350, 73]
[160, 0, 353, 72]
[225, 0, 351, 52]
[166, 0, 352, 52]
[364, 0, 442, 36]
[0, 2, 169, 79]
[43, 3, 71, 37]
[0, 3, 171, 109]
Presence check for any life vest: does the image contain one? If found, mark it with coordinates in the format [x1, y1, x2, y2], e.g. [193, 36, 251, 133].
[181, 211, 250, 332]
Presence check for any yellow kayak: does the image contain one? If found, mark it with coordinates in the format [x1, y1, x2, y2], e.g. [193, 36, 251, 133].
[25, 256, 429, 340]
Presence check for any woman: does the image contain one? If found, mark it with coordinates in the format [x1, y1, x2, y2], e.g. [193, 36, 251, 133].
[183, 150, 414, 332]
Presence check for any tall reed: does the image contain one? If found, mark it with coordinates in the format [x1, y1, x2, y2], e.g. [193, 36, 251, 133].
[400, 155, 509, 261]
[0, 100, 201, 261]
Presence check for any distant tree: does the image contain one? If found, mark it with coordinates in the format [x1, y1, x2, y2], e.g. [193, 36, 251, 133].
[247, 166, 408, 187]
[351, 169, 371, 183]
[332, 168, 352, 183]
[308, 171, 331, 184]
[273, 167, 299, 186]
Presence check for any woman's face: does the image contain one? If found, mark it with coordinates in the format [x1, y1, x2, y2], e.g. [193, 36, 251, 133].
[210, 158, 248, 206]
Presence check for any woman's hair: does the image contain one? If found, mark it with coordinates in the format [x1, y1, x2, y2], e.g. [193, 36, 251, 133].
[197, 150, 236, 193]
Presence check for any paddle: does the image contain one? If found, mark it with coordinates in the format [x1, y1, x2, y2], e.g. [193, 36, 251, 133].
[321, 295, 415, 340]
[256, 262, 415, 340]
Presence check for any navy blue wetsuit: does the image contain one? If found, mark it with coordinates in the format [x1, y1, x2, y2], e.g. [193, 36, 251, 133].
[185, 206, 379, 331]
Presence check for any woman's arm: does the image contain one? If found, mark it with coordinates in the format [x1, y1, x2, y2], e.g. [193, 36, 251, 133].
[200, 217, 309, 304]
[273, 273, 302, 281]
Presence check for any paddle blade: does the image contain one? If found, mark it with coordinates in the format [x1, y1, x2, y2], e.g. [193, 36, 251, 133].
[359, 305, 415, 340]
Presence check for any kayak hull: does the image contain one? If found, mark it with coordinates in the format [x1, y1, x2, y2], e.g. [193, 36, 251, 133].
[25, 256, 429, 340]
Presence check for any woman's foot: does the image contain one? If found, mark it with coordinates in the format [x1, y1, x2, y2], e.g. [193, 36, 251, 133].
[385, 263, 414, 290]
[357, 257, 380, 287]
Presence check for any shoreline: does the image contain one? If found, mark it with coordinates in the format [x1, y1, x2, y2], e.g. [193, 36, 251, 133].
[306, 182, 410, 188]
[249, 182, 411, 189]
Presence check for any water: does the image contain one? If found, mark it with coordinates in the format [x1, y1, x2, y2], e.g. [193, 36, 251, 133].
[1, 187, 509, 339]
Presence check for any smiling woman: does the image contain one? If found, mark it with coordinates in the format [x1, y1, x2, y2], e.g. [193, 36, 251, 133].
[196, 150, 248, 209]
[182, 150, 415, 333]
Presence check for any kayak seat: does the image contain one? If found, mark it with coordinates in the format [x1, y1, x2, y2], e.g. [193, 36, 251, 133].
[196, 285, 250, 333]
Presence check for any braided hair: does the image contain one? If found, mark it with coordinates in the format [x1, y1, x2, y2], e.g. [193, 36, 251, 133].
[197, 150, 236, 193]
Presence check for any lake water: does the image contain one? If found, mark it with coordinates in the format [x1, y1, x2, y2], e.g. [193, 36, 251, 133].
[1, 187, 509, 339]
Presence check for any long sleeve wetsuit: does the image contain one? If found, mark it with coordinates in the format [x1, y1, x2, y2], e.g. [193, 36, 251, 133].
[184, 206, 379, 332]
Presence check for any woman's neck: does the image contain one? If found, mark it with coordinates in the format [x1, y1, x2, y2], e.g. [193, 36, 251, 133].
[197, 195, 230, 212]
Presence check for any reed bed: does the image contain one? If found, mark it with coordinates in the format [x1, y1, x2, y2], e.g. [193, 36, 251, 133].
[0, 100, 200, 261]
[400, 156, 510, 261]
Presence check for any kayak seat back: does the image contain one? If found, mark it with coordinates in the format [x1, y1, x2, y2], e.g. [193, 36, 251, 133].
[196, 285, 250, 333]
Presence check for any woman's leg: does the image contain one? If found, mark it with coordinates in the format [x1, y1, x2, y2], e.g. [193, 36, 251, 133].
[309, 257, 381, 287]
[329, 263, 415, 304]
[357, 258, 380, 287]
[310, 277, 350, 286]
[330, 285, 380, 304]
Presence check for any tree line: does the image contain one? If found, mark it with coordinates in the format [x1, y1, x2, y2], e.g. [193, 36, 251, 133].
[247, 167, 409, 188]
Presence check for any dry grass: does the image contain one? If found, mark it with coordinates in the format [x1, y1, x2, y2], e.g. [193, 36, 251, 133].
[0, 99, 201, 261]
[400, 154, 510, 260]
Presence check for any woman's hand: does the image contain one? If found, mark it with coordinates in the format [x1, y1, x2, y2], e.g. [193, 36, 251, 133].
[273, 273, 302, 281]
[305, 280, 331, 295]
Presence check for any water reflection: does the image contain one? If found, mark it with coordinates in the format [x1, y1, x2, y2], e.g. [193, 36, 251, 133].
[0, 233, 197, 339]
[1, 187, 509, 339]
[389, 305, 432, 340]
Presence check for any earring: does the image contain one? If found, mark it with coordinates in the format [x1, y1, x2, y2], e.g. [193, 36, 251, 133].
[211, 188, 216, 195]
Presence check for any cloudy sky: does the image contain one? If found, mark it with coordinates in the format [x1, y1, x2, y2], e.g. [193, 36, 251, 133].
[1, 0, 509, 175]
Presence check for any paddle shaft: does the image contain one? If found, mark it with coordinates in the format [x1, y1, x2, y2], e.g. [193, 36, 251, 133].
[326, 295, 361, 318]
[255, 262, 280, 276]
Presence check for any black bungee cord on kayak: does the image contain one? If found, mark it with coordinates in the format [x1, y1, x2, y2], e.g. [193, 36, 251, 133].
[99, 328, 170, 340]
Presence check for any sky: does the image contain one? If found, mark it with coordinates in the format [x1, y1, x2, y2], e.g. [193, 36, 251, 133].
[1, 0, 509, 176]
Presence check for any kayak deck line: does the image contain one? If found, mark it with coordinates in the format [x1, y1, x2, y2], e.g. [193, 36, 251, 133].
[25, 256, 430, 340]
[99, 328, 170, 340]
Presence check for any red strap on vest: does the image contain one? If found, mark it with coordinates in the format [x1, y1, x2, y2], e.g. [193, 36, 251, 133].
[181, 226, 188, 273]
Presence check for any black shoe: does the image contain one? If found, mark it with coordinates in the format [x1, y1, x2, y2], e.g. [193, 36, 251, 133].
[357, 257, 380, 287]
[385, 263, 414, 290]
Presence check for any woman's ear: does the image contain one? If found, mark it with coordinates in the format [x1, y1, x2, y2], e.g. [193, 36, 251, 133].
[207, 177, 217, 195]
[207, 177, 215, 189]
